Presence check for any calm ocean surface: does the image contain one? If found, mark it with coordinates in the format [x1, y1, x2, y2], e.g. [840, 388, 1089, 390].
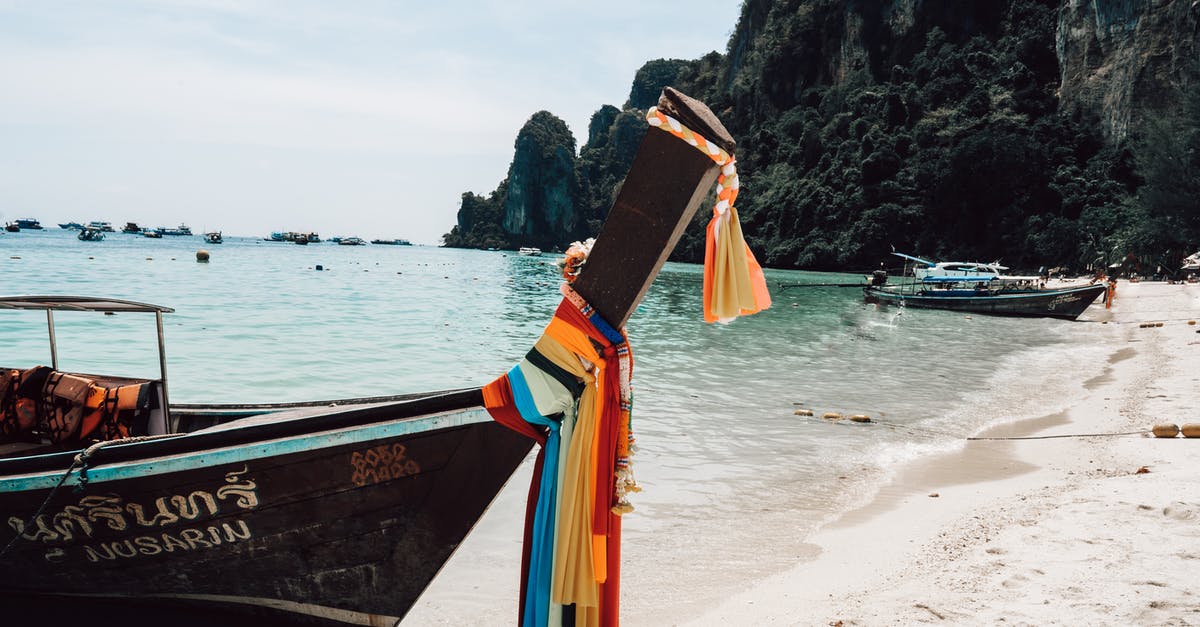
[0, 228, 1119, 621]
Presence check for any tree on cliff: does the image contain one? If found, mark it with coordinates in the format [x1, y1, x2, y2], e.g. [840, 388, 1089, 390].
[442, 187, 508, 249]
[442, 112, 577, 250]
[441, 106, 646, 251]
[1131, 83, 1200, 265]
[445, 0, 1197, 272]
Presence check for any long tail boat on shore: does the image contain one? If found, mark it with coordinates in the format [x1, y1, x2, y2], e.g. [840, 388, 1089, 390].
[864, 280, 1107, 319]
[0, 88, 743, 626]
[863, 251, 1108, 320]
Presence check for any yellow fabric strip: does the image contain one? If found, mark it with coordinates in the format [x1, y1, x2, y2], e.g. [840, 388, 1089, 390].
[552, 382, 600, 608]
[536, 332, 602, 608]
[576, 605, 600, 627]
[709, 209, 757, 321]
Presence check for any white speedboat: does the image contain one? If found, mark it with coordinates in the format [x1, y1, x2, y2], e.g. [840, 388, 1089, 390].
[892, 252, 1007, 280]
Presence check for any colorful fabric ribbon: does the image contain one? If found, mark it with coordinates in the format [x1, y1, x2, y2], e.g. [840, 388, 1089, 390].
[645, 106, 771, 323]
[485, 106, 768, 624]
[483, 283, 637, 627]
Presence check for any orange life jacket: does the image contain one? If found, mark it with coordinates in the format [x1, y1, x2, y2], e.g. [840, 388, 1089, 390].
[78, 381, 150, 441]
[41, 371, 96, 443]
[10, 365, 53, 436]
[0, 368, 22, 436]
[1, 366, 151, 443]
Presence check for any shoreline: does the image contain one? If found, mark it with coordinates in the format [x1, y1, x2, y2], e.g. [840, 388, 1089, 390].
[686, 281, 1200, 625]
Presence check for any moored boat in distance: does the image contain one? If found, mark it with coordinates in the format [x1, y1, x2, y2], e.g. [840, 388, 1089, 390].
[371, 238, 412, 245]
[58, 222, 84, 230]
[203, 231, 223, 244]
[0, 87, 732, 625]
[518, 246, 542, 256]
[77, 227, 105, 241]
[338, 236, 366, 245]
[14, 218, 44, 230]
[87, 221, 115, 232]
[143, 229, 163, 238]
[4, 223, 19, 233]
[266, 231, 319, 243]
[158, 224, 193, 236]
[122, 222, 143, 234]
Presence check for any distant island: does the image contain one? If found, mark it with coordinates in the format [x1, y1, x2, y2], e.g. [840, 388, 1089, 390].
[443, 0, 1199, 276]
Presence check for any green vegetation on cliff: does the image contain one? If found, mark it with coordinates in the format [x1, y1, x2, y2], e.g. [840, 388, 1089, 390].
[445, 0, 1199, 274]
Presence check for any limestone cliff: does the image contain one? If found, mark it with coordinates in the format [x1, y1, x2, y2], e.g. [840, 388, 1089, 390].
[445, 0, 1199, 268]
[718, 0, 1197, 140]
[501, 111, 577, 249]
[1057, 0, 1200, 139]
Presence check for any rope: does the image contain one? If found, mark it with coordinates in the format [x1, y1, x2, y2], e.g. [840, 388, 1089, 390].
[1078, 317, 1199, 325]
[868, 419, 963, 438]
[0, 455, 83, 562]
[645, 106, 770, 323]
[74, 434, 178, 486]
[967, 431, 1146, 441]
[802, 414, 1149, 442]
[0, 433, 180, 562]
[777, 282, 865, 289]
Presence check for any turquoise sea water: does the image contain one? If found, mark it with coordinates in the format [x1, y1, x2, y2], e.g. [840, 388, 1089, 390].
[0, 228, 1120, 621]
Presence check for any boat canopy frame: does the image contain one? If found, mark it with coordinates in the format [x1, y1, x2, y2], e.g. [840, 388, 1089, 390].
[890, 251, 936, 267]
[0, 295, 174, 429]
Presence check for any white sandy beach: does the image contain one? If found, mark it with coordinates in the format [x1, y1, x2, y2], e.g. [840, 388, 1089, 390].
[405, 281, 1200, 627]
[689, 281, 1200, 626]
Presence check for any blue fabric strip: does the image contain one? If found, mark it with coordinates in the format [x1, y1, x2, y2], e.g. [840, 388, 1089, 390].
[587, 311, 624, 345]
[508, 365, 561, 627]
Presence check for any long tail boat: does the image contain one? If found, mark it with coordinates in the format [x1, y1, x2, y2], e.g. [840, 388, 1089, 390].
[863, 280, 1107, 319]
[0, 88, 737, 626]
[862, 250, 1108, 320]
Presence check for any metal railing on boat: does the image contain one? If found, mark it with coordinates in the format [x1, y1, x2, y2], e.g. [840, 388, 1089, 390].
[0, 295, 174, 429]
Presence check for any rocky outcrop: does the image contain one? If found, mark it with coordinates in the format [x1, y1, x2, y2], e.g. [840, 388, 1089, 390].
[718, 0, 1199, 140]
[586, 105, 621, 148]
[446, 0, 1198, 266]
[501, 112, 577, 248]
[627, 60, 696, 110]
[1057, 0, 1200, 140]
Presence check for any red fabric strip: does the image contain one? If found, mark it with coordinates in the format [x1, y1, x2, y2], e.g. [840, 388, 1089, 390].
[483, 376, 547, 445]
[601, 513, 621, 627]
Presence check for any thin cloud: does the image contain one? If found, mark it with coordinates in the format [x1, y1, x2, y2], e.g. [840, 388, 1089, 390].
[0, 1, 742, 243]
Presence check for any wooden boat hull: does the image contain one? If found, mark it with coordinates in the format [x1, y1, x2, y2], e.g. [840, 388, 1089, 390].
[863, 283, 1107, 320]
[0, 393, 532, 625]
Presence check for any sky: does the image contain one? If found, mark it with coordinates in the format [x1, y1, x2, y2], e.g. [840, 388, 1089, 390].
[0, 1, 742, 244]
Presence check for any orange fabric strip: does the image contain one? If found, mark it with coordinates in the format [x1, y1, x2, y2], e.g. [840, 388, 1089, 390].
[483, 377, 547, 445]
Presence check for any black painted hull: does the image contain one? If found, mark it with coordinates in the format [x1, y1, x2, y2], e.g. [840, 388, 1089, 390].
[864, 283, 1107, 320]
[0, 392, 531, 625]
